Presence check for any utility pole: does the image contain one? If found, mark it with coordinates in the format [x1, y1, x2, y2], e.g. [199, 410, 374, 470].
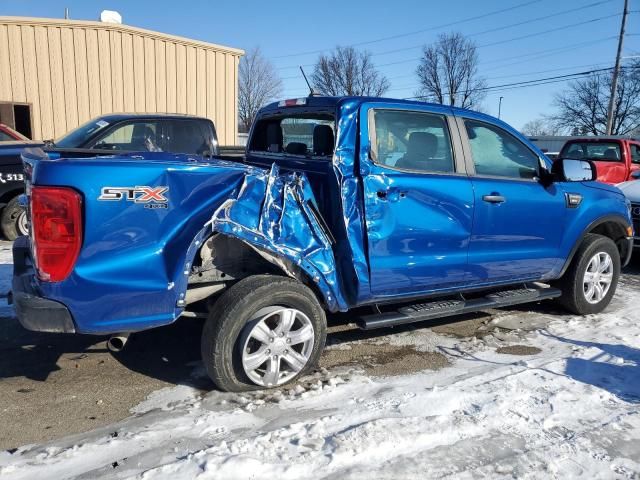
[606, 0, 628, 135]
[498, 96, 504, 119]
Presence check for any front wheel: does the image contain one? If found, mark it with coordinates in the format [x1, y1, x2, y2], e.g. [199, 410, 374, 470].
[201, 275, 327, 392]
[554, 234, 620, 315]
[1, 196, 28, 240]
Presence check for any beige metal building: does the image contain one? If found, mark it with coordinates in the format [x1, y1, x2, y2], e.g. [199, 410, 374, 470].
[0, 16, 243, 145]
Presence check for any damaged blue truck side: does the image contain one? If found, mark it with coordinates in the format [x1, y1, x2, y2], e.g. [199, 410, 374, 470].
[12, 96, 635, 391]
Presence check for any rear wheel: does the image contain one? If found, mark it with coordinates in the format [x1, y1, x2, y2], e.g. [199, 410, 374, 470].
[201, 275, 326, 392]
[1, 196, 28, 240]
[554, 234, 620, 315]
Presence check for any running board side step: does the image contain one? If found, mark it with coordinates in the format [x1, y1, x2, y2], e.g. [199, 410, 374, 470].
[357, 286, 562, 330]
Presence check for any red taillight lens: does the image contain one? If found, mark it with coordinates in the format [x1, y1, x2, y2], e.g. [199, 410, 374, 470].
[31, 186, 83, 282]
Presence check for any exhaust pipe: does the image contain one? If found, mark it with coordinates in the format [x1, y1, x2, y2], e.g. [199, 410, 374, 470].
[107, 333, 130, 352]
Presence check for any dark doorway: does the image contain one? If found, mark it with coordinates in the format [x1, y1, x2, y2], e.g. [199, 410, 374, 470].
[13, 105, 32, 139]
[0, 102, 33, 139]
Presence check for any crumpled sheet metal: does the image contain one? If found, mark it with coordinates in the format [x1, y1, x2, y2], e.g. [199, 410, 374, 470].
[210, 164, 347, 312]
[332, 99, 371, 304]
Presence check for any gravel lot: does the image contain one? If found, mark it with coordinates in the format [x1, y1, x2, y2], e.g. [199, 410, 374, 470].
[1, 240, 638, 451]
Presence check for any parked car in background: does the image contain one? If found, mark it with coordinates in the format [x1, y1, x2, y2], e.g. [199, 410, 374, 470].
[11, 96, 634, 392]
[0, 113, 220, 240]
[0, 123, 28, 142]
[617, 175, 640, 251]
[559, 137, 640, 184]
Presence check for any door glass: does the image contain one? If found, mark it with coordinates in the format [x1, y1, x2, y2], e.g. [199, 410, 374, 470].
[631, 144, 640, 164]
[465, 119, 539, 179]
[92, 122, 162, 151]
[372, 110, 454, 173]
[169, 120, 211, 154]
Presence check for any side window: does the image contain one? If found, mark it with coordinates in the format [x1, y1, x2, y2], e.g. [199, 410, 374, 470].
[465, 119, 539, 179]
[631, 144, 640, 164]
[371, 109, 454, 173]
[0, 131, 13, 141]
[168, 120, 211, 155]
[92, 121, 163, 152]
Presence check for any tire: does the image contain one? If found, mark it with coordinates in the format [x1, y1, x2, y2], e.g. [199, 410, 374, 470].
[1, 195, 28, 240]
[554, 233, 620, 315]
[201, 275, 327, 392]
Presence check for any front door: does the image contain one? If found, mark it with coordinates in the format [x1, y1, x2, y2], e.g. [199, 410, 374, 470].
[361, 105, 474, 297]
[460, 117, 566, 284]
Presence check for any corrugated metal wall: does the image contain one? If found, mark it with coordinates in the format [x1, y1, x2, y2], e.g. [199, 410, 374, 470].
[0, 17, 243, 145]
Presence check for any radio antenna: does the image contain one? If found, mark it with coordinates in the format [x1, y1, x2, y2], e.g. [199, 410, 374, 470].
[300, 66, 316, 96]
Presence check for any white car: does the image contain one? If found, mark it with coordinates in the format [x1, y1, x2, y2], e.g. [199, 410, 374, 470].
[618, 173, 640, 250]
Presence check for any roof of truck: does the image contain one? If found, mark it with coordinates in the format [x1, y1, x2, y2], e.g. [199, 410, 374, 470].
[261, 95, 487, 116]
[87, 113, 212, 123]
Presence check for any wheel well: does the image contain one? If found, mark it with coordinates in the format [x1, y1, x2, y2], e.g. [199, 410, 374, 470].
[189, 233, 327, 307]
[587, 220, 630, 260]
[0, 187, 22, 208]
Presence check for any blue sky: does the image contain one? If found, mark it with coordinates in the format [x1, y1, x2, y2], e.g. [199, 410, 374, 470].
[3, 0, 638, 129]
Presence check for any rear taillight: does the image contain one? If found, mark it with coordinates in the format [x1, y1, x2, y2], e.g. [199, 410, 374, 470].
[31, 186, 82, 282]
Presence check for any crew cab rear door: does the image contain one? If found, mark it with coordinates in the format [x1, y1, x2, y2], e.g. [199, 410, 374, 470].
[457, 115, 566, 284]
[359, 102, 474, 297]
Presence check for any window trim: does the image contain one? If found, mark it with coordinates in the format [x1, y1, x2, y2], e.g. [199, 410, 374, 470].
[457, 116, 544, 183]
[366, 107, 463, 176]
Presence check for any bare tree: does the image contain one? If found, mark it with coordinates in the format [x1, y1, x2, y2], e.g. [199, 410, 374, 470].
[551, 63, 640, 135]
[416, 32, 486, 109]
[238, 47, 283, 132]
[520, 118, 561, 136]
[311, 46, 389, 96]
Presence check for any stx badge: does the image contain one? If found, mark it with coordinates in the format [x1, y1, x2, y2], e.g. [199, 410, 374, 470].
[98, 186, 169, 209]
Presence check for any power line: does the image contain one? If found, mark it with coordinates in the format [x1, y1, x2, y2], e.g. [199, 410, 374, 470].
[371, 13, 623, 69]
[385, 60, 615, 92]
[405, 65, 639, 100]
[271, 0, 543, 59]
[278, 13, 624, 75]
[358, 0, 614, 59]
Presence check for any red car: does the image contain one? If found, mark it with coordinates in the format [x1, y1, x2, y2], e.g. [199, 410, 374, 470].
[559, 138, 640, 184]
[0, 123, 28, 142]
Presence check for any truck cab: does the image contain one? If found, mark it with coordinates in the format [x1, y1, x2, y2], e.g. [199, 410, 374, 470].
[11, 96, 635, 392]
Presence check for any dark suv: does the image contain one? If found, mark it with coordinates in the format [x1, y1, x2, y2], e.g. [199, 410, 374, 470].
[0, 113, 219, 239]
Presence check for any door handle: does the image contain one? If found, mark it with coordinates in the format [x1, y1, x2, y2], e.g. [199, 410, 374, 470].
[482, 194, 506, 204]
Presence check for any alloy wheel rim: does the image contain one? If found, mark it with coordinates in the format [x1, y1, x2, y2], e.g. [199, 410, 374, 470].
[17, 210, 28, 236]
[241, 306, 315, 387]
[583, 251, 613, 304]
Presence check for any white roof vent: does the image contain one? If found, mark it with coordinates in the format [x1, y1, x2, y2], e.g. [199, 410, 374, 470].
[100, 10, 122, 24]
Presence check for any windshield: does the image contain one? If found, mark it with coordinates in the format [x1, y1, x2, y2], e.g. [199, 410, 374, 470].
[249, 113, 335, 157]
[55, 118, 111, 148]
[560, 141, 622, 163]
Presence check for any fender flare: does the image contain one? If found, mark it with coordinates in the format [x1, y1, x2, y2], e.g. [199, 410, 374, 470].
[557, 214, 632, 277]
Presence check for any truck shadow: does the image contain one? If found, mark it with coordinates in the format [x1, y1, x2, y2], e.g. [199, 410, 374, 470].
[540, 331, 640, 403]
[0, 317, 108, 382]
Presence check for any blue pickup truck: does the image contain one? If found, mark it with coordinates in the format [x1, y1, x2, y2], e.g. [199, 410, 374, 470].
[11, 96, 635, 391]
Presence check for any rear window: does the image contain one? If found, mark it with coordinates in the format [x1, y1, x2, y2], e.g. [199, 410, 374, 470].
[249, 113, 335, 157]
[560, 142, 622, 162]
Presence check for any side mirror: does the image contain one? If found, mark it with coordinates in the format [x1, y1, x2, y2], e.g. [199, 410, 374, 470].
[553, 158, 597, 182]
[631, 170, 640, 180]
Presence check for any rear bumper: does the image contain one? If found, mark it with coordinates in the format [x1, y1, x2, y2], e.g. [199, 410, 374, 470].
[10, 236, 76, 333]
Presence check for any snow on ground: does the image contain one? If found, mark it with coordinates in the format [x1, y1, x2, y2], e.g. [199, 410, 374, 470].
[0, 255, 639, 478]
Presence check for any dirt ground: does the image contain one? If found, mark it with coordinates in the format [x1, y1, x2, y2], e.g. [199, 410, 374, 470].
[1, 256, 638, 451]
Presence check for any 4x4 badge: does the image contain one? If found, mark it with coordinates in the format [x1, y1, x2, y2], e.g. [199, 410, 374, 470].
[98, 186, 169, 209]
